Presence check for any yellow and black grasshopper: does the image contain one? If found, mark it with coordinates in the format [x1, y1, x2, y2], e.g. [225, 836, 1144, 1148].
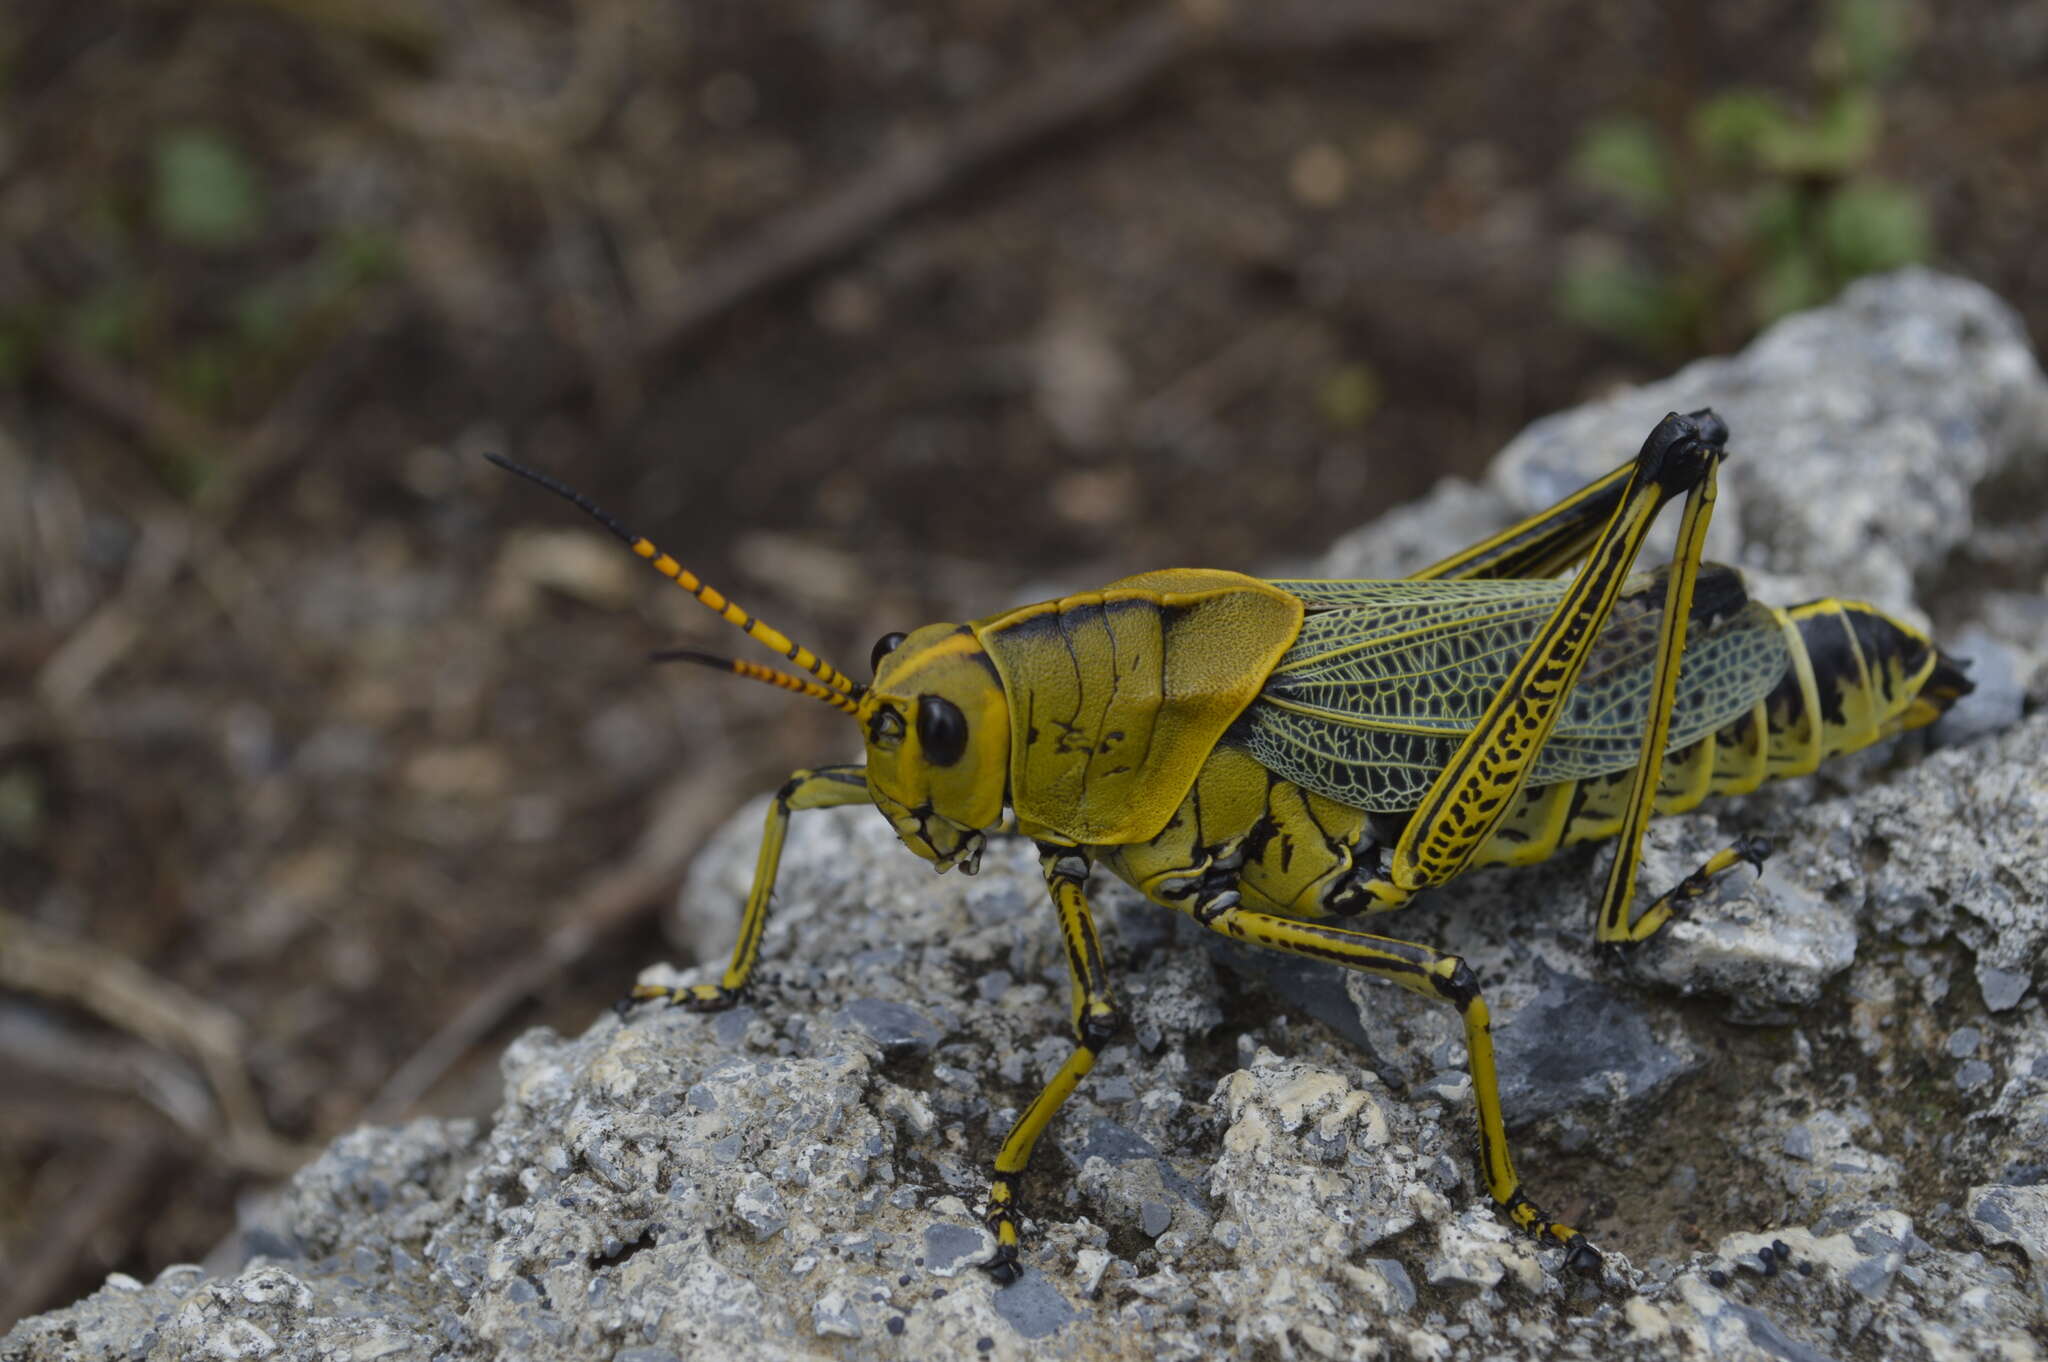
[488, 409, 1970, 1281]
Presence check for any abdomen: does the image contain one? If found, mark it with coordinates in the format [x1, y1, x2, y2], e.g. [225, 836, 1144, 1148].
[1470, 596, 1971, 868]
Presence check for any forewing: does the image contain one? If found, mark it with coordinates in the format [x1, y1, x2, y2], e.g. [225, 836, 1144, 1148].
[1532, 586, 1789, 783]
[1244, 570, 1789, 811]
[1245, 579, 1563, 811]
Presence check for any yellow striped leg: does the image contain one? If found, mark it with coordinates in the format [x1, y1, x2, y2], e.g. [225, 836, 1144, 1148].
[1410, 411, 1728, 583]
[1412, 460, 1636, 583]
[1605, 835, 1774, 946]
[628, 764, 871, 1011]
[1391, 412, 1726, 896]
[984, 845, 1121, 1285]
[1185, 899, 1600, 1271]
[1592, 459, 1734, 942]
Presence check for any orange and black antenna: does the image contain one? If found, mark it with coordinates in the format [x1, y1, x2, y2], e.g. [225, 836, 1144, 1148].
[651, 647, 863, 715]
[485, 454, 863, 705]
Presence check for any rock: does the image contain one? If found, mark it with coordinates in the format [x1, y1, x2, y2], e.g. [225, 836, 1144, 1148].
[1744, 1107, 1902, 1222]
[9, 270, 2048, 1360]
[1969, 1184, 2048, 1300]
[1935, 625, 2032, 746]
[833, 998, 943, 1059]
[1305, 268, 2048, 1051]
[1798, 714, 2048, 1012]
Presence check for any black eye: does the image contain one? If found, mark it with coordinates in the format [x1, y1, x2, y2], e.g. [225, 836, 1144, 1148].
[871, 631, 907, 675]
[917, 695, 968, 767]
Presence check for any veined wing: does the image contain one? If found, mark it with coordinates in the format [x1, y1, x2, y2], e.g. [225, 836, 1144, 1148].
[1243, 568, 1790, 812]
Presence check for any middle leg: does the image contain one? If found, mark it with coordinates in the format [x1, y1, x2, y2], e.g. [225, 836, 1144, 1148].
[1116, 750, 1593, 1265]
[982, 843, 1124, 1284]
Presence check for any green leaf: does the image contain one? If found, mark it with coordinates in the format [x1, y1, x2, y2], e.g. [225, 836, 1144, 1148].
[1571, 116, 1671, 213]
[1557, 258, 1691, 349]
[1316, 364, 1381, 431]
[159, 448, 223, 500]
[307, 229, 399, 312]
[1751, 244, 1828, 323]
[1759, 89, 1879, 176]
[0, 316, 36, 385]
[70, 282, 144, 355]
[1748, 183, 1808, 250]
[235, 281, 291, 348]
[173, 340, 236, 413]
[0, 764, 44, 849]
[1826, 0, 1915, 83]
[153, 129, 264, 249]
[1822, 180, 1930, 275]
[325, 228, 399, 286]
[1690, 89, 1793, 167]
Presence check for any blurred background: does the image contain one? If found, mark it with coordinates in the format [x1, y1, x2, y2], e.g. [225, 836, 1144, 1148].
[0, 0, 2041, 1328]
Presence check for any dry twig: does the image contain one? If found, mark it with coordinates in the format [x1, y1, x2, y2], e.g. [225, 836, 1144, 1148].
[0, 910, 309, 1175]
[0, 1139, 159, 1330]
[201, 0, 443, 64]
[635, 0, 1462, 359]
[33, 294, 403, 709]
[361, 765, 744, 1122]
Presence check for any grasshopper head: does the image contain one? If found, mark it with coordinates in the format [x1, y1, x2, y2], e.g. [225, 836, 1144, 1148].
[482, 453, 1012, 872]
[860, 623, 1009, 873]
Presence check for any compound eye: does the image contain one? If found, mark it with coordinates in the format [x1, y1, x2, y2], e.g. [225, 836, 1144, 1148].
[871, 631, 908, 676]
[916, 695, 968, 767]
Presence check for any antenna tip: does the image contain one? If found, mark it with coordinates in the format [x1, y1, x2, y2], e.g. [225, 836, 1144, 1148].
[480, 453, 637, 546]
[648, 647, 734, 672]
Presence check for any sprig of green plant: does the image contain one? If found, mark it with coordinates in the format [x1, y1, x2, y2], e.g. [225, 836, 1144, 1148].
[3, 124, 399, 497]
[1560, 0, 1930, 353]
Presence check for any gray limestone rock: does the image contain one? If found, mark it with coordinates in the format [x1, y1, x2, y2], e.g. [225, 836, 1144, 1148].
[1782, 713, 2048, 1012]
[10, 270, 2048, 1361]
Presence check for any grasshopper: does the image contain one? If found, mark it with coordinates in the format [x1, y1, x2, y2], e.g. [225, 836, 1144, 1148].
[489, 410, 1970, 1280]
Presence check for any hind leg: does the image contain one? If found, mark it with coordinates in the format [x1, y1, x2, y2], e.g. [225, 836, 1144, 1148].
[1180, 895, 1600, 1270]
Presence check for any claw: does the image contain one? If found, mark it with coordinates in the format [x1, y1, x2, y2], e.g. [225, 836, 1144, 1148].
[1564, 1236, 1604, 1275]
[676, 983, 743, 1013]
[982, 1187, 1026, 1284]
[621, 982, 744, 1014]
[1740, 834, 1773, 875]
[983, 1246, 1023, 1286]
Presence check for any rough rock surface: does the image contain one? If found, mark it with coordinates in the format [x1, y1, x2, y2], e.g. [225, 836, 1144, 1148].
[10, 270, 2048, 1361]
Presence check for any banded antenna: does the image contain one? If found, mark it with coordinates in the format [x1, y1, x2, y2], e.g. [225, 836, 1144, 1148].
[650, 648, 863, 715]
[484, 454, 862, 703]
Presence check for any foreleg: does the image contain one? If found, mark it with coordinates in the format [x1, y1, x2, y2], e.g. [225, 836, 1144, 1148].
[627, 764, 871, 1010]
